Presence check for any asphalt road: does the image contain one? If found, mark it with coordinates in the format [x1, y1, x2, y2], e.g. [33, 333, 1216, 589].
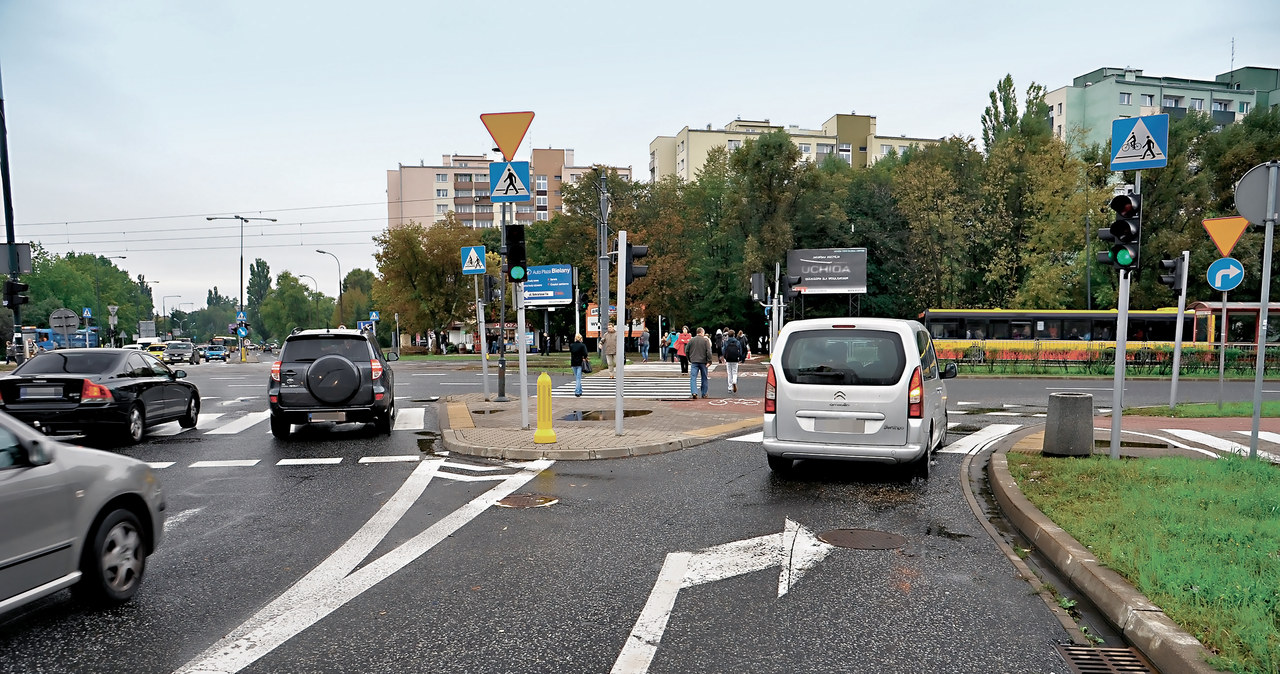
[2, 358, 1272, 673]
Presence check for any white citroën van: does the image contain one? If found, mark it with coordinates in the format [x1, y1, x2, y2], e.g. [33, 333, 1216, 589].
[763, 317, 956, 479]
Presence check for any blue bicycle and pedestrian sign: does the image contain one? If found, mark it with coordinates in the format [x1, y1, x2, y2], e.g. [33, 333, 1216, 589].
[1207, 257, 1244, 292]
[1110, 114, 1169, 171]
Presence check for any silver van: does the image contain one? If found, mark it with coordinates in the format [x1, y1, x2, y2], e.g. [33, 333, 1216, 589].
[763, 318, 956, 478]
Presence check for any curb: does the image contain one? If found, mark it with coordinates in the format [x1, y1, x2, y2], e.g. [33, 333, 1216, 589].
[989, 437, 1219, 674]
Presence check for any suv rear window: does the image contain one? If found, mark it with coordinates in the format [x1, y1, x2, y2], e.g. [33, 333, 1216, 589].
[282, 336, 372, 362]
[781, 329, 906, 386]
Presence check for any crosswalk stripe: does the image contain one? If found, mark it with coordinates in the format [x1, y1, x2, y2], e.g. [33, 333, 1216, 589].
[937, 423, 1022, 455]
[207, 410, 270, 435]
[394, 407, 426, 431]
[150, 424, 192, 437]
[358, 455, 420, 463]
[147, 461, 176, 469]
[277, 458, 343, 466]
[728, 431, 763, 443]
[1167, 429, 1280, 463]
[190, 459, 261, 468]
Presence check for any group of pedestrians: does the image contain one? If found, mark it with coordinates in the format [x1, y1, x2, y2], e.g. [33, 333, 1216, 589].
[568, 324, 750, 399]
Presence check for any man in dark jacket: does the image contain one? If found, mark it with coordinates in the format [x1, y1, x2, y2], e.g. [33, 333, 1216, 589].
[686, 327, 713, 399]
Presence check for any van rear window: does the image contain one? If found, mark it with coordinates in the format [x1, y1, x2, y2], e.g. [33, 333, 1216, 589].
[781, 329, 906, 386]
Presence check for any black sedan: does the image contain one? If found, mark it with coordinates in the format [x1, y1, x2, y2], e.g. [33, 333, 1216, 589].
[0, 348, 200, 444]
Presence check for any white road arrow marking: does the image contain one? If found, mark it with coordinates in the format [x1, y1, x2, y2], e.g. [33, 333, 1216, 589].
[1215, 263, 1242, 287]
[612, 518, 834, 674]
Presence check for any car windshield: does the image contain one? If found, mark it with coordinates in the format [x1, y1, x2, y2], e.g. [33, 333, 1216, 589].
[781, 329, 906, 386]
[283, 337, 370, 362]
[166, 343, 191, 350]
[15, 351, 121, 375]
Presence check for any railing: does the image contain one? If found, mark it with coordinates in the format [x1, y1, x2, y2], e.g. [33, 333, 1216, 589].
[938, 339, 1280, 376]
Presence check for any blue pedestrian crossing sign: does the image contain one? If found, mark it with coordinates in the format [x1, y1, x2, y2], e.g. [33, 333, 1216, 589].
[461, 245, 486, 275]
[82, 307, 92, 318]
[489, 161, 531, 203]
[236, 311, 247, 322]
[369, 311, 380, 321]
[1110, 114, 1169, 170]
[1207, 257, 1244, 292]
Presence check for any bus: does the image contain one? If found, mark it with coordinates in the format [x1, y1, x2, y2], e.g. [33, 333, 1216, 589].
[39, 327, 100, 349]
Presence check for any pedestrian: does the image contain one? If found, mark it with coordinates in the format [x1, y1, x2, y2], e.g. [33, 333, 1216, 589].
[686, 327, 713, 399]
[722, 328, 745, 393]
[667, 328, 679, 363]
[675, 326, 692, 374]
[638, 326, 650, 363]
[658, 331, 669, 362]
[603, 323, 618, 378]
[569, 333, 589, 397]
[738, 330, 750, 361]
[713, 328, 723, 361]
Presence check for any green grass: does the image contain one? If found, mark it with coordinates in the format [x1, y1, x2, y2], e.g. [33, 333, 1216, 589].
[1126, 401, 1280, 418]
[1009, 454, 1280, 673]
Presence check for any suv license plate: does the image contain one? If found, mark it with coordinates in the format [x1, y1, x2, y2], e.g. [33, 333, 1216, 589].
[309, 412, 347, 422]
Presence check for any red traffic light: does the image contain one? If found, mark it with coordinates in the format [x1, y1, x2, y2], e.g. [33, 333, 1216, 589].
[1109, 194, 1139, 217]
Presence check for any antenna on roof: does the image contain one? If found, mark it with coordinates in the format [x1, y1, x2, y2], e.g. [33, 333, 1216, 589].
[1229, 37, 1236, 88]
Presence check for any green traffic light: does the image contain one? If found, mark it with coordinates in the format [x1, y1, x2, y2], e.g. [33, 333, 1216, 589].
[512, 266, 526, 280]
[1115, 249, 1134, 266]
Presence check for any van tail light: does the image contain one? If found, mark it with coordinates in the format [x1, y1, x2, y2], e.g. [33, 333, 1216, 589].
[371, 359, 383, 380]
[908, 366, 923, 418]
[764, 365, 777, 414]
[271, 360, 281, 382]
[82, 379, 113, 402]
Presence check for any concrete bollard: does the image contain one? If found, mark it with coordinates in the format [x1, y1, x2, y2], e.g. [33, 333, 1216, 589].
[533, 372, 557, 444]
[1042, 392, 1094, 457]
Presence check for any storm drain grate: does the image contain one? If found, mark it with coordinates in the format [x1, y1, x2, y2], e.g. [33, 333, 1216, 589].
[1055, 644, 1152, 673]
[816, 529, 907, 550]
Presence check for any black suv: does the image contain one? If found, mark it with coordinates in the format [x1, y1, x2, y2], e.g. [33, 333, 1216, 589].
[268, 329, 397, 439]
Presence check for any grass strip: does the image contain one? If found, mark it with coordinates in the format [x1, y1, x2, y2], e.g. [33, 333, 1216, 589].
[1008, 454, 1280, 674]
[1125, 401, 1280, 418]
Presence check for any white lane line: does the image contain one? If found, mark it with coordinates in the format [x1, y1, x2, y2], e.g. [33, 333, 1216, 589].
[937, 423, 1022, 455]
[393, 407, 426, 431]
[956, 401, 980, 406]
[439, 382, 478, 386]
[728, 431, 763, 443]
[1166, 429, 1280, 463]
[947, 422, 960, 429]
[202, 396, 222, 401]
[276, 458, 342, 466]
[985, 411, 1022, 417]
[163, 508, 201, 533]
[190, 460, 261, 468]
[195, 412, 226, 429]
[951, 410, 969, 415]
[175, 458, 553, 674]
[434, 472, 509, 482]
[1046, 386, 1115, 391]
[358, 455, 420, 463]
[147, 461, 175, 469]
[208, 411, 270, 435]
[412, 373, 448, 376]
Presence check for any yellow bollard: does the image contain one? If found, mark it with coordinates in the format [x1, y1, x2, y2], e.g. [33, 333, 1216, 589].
[533, 371, 557, 444]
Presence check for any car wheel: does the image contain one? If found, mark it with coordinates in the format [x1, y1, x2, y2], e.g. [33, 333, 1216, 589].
[72, 508, 146, 604]
[766, 454, 793, 474]
[121, 405, 145, 445]
[270, 414, 291, 440]
[179, 395, 199, 428]
[911, 425, 933, 481]
[376, 403, 395, 435]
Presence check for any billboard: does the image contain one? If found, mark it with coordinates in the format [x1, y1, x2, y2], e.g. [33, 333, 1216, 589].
[585, 303, 645, 338]
[522, 264, 573, 306]
[786, 248, 867, 294]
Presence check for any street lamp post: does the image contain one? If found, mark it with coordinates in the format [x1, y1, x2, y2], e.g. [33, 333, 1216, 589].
[207, 214, 277, 362]
[161, 295, 180, 338]
[299, 274, 319, 328]
[316, 250, 342, 326]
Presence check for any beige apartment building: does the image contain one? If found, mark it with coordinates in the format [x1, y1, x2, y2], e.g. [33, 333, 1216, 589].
[649, 113, 938, 181]
[387, 150, 631, 229]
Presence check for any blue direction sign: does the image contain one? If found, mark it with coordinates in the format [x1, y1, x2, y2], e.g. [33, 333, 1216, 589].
[236, 326, 248, 338]
[1111, 114, 1169, 170]
[489, 161, 531, 202]
[461, 245, 486, 274]
[1207, 257, 1244, 292]
[236, 310, 247, 322]
[521, 264, 573, 306]
[356, 320, 374, 333]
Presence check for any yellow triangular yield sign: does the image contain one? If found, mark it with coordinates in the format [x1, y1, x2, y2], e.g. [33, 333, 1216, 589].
[1203, 215, 1250, 258]
[481, 111, 535, 161]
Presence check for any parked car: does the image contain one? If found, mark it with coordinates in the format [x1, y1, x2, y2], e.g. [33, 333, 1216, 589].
[268, 328, 397, 439]
[202, 344, 227, 362]
[0, 410, 165, 614]
[145, 343, 168, 361]
[762, 318, 956, 479]
[162, 341, 197, 365]
[0, 348, 201, 445]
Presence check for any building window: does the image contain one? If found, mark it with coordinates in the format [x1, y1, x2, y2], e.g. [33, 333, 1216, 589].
[536, 175, 548, 190]
[477, 205, 493, 213]
[818, 143, 834, 154]
[1141, 94, 1154, 106]
[436, 204, 449, 215]
[1057, 102, 1063, 114]
[517, 205, 534, 213]
[475, 173, 488, 183]
[455, 189, 472, 198]
[1212, 99, 1229, 111]
[435, 173, 448, 182]
[1119, 92, 1132, 105]
[456, 174, 472, 183]
[554, 175, 561, 181]
[798, 143, 811, 153]
[898, 145, 908, 153]
[1163, 96, 1181, 108]
[536, 212, 549, 221]
[436, 189, 448, 198]
[536, 196, 548, 207]
[569, 173, 581, 183]
[677, 141, 685, 153]
[1057, 125, 1063, 138]
[1240, 102, 1252, 114]
[727, 139, 741, 151]
[456, 204, 474, 213]
[1190, 98, 1204, 111]
[880, 144, 892, 154]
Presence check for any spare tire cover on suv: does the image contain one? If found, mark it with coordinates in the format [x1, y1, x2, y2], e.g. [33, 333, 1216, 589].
[306, 354, 362, 404]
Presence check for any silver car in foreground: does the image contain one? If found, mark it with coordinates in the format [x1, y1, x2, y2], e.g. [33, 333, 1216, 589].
[763, 318, 956, 478]
[0, 411, 165, 615]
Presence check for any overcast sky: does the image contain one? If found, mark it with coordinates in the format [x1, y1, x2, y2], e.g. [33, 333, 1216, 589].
[1, 0, 1275, 312]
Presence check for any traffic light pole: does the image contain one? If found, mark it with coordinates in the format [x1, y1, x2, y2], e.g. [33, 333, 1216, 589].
[496, 204, 509, 402]
[1168, 250, 1189, 410]
[615, 231, 627, 436]
[517, 280, 529, 430]
[1, 69, 24, 363]
[598, 172, 610, 363]
[1109, 269, 1132, 460]
[476, 275, 490, 401]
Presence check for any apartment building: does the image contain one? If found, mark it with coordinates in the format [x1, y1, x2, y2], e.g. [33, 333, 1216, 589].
[649, 113, 939, 181]
[1044, 66, 1279, 148]
[387, 151, 631, 229]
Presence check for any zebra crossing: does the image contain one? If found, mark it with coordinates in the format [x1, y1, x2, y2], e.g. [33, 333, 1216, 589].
[145, 452, 540, 479]
[141, 407, 431, 440]
[552, 376, 702, 399]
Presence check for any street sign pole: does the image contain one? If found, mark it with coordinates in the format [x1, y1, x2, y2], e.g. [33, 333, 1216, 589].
[517, 281, 529, 430]
[598, 172, 610, 365]
[1247, 163, 1279, 460]
[1219, 291, 1228, 410]
[1110, 270, 1132, 460]
[496, 205, 509, 403]
[616, 231, 627, 436]
[476, 275, 489, 401]
[573, 266, 580, 338]
[1169, 250, 1189, 410]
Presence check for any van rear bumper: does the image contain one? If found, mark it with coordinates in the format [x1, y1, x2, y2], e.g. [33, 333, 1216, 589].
[761, 437, 927, 465]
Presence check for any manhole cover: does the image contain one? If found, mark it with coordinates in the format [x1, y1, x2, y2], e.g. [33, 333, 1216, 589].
[817, 529, 907, 550]
[496, 493, 559, 509]
[1055, 644, 1152, 673]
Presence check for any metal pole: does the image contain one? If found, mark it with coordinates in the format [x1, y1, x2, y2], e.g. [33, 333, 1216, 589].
[616, 231, 627, 435]
[573, 266, 580, 338]
[1110, 269, 1132, 460]
[0, 67, 23, 363]
[1219, 291, 1228, 410]
[1085, 212, 1092, 311]
[1169, 250, 1189, 410]
[496, 205, 509, 402]
[517, 281, 529, 429]
[598, 172, 610, 362]
[1247, 164, 1278, 460]
[476, 275, 490, 401]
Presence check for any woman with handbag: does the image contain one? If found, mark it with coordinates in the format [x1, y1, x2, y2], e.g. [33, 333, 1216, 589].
[569, 333, 589, 397]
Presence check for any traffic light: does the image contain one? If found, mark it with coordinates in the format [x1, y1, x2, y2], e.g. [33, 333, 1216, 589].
[783, 275, 803, 299]
[624, 242, 648, 285]
[1100, 193, 1142, 272]
[504, 224, 527, 283]
[750, 272, 766, 301]
[484, 275, 497, 303]
[3, 279, 29, 308]
[1158, 253, 1186, 293]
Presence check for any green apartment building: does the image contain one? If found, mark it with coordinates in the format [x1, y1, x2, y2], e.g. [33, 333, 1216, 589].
[1045, 66, 1279, 149]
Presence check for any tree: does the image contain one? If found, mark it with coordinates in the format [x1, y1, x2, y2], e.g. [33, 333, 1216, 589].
[246, 258, 271, 338]
[372, 216, 480, 353]
[259, 272, 312, 338]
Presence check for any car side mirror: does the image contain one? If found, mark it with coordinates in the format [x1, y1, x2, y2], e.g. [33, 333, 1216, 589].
[173, 370, 187, 379]
[386, 352, 399, 362]
[942, 362, 958, 379]
[25, 439, 52, 466]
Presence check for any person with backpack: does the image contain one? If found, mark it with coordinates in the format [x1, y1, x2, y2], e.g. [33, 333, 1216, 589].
[722, 327, 745, 393]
